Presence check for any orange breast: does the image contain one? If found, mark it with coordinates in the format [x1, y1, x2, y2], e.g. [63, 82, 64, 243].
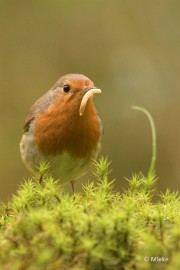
[35, 96, 101, 158]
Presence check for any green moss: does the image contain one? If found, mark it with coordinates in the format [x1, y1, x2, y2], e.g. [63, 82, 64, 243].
[0, 157, 179, 270]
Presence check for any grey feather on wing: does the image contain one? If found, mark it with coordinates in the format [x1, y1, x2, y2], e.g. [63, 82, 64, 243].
[22, 87, 61, 133]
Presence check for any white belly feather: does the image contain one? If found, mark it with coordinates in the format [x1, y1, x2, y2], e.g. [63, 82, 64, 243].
[20, 133, 100, 183]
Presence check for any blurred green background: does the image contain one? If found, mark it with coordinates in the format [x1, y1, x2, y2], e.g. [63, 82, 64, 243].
[1, 0, 180, 201]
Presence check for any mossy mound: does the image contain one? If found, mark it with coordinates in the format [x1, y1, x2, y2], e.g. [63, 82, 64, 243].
[0, 158, 180, 270]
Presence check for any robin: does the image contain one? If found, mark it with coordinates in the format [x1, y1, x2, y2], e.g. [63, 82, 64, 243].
[20, 74, 102, 191]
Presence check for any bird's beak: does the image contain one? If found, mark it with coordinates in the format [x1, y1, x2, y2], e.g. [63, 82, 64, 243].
[79, 87, 101, 116]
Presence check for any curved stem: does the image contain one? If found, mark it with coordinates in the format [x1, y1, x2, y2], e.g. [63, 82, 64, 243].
[132, 106, 157, 177]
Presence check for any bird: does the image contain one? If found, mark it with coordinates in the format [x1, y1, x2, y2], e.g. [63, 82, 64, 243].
[20, 74, 102, 191]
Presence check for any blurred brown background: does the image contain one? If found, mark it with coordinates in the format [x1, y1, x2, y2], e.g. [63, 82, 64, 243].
[0, 0, 180, 201]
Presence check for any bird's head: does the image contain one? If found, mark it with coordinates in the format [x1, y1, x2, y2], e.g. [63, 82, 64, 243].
[51, 74, 101, 116]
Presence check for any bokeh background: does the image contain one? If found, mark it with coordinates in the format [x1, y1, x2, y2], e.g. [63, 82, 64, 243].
[1, 0, 180, 201]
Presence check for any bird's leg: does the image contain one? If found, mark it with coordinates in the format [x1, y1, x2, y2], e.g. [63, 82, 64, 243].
[70, 180, 76, 196]
[39, 174, 43, 184]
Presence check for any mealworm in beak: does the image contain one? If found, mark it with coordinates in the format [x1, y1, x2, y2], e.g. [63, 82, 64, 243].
[79, 88, 101, 116]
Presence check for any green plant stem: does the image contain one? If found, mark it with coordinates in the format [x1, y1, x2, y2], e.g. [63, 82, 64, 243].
[132, 106, 157, 178]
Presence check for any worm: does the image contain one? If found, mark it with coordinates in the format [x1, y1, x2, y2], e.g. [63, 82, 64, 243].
[79, 88, 101, 116]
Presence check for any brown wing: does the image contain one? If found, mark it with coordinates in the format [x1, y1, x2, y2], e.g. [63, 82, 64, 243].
[23, 88, 61, 133]
[23, 114, 35, 133]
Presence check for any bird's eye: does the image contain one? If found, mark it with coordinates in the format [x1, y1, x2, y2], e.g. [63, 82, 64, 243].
[63, 84, 71, 93]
